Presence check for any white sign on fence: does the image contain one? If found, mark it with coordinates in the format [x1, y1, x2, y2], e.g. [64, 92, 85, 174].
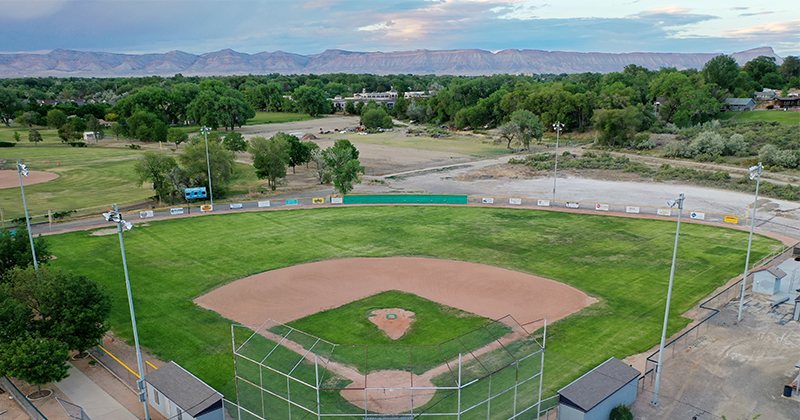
[482, 198, 494, 204]
[230, 203, 243, 209]
[626, 206, 640, 214]
[331, 197, 344, 204]
[595, 204, 609, 211]
[139, 210, 154, 219]
[257, 201, 271, 208]
[690, 212, 705, 220]
[657, 209, 671, 216]
[170, 208, 184, 215]
[566, 202, 580, 209]
[537, 200, 550, 207]
[509, 198, 522, 205]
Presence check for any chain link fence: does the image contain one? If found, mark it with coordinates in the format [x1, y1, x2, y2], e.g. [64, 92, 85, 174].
[0, 376, 47, 420]
[88, 345, 157, 393]
[57, 397, 91, 420]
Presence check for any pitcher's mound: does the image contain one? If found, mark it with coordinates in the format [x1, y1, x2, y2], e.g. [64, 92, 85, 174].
[369, 308, 415, 340]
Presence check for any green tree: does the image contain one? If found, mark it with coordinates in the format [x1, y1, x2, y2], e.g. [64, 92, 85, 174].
[592, 106, 641, 147]
[286, 134, 311, 174]
[0, 332, 70, 395]
[249, 134, 289, 190]
[702, 55, 741, 93]
[649, 72, 719, 126]
[15, 111, 39, 128]
[344, 100, 356, 115]
[110, 122, 125, 140]
[223, 131, 247, 152]
[178, 135, 236, 197]
[324, 139, 364, 194]
[28, 129, 43, 145]
[85, 114, 104, 142]
[292, 86, 332, 117]
[167, 127, 188, 148]
[779, 56, 800, 81]
[12, 131, 20, 142]
[362, 108, 387, 129]
[0, 286, 31, 342]
[759, 72, 786, 89]
[46, 109, 67, 129]
[127, 110, 166, 142]
[743, 56, 780, 85]
[134, 151, 178, 203]
[0, 87, 20, 127]
[508, 110, 544, 151]
[187, 81, 255, 131]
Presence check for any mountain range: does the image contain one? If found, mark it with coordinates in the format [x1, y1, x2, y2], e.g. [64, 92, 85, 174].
[0, 47, 782, 78]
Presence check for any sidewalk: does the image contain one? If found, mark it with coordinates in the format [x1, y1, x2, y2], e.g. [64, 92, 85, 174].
[55, 365, 138, 420]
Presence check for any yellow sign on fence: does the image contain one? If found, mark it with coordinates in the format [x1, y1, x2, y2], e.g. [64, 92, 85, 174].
[724, 215, 739, 224]
[312, 197, 324, 204]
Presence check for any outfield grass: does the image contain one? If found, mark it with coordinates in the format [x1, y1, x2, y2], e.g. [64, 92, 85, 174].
[44, 206, 781, 402]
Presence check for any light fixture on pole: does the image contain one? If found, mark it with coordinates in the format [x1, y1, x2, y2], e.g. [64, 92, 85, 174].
[102, 205, 150, 420]
[552, 122, 564, 201]
[652, 193, 685, 405]
[654, 101, 661, 118]
[737, 162, 763, 322]
[16, 162, 38, 271]
[201, 126, 214, 208]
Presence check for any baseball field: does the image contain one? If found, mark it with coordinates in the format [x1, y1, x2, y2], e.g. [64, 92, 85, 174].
[41, 204, 781, 414]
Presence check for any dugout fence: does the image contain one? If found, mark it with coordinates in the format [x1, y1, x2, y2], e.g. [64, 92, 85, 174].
[225, 316, 548, 420]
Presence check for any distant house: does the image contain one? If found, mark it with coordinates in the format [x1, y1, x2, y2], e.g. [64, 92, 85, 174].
[145, 362, 224, 420]
[776, 96, 800, 109]
[331, 87, 431, 112]
[754, 89, 778, 102]
[724, 98, 755, 111]
[558, 357, 640, 420]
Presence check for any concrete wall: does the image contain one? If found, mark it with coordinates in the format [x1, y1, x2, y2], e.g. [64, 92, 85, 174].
[583, 379, 638, 420]
[147, 383, 197, 420]
[558, 403, 585, 420]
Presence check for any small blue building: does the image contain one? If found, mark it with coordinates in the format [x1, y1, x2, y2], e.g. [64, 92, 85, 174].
[557, 357, 640, 420]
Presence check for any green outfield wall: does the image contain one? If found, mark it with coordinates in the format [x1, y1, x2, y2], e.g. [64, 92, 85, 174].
[342, 194, 468, 204]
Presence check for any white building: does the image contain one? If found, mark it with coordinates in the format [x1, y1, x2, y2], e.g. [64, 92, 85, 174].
[145, 362, 223, 420]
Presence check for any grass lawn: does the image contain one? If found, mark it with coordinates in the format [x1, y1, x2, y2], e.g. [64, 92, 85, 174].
[284, 290, 509, 374]
[0, 124, 60, 143]
[339, 131, 512, 158]
[246, 111, 318, 126]
[0, 143, 152, 220]
[44, 206, 781, 404]
[719, 110, 800, 125]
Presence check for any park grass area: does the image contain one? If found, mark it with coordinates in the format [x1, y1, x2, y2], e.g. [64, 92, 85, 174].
[284, 290, 509, 374]
[0, 124, 60, 143]
[0, 144, 151, 220]
[246, 111, 318, 126]
[339, 131, 512, 158]
[718, 110, 800, 125]
[44, 206, 782, 404]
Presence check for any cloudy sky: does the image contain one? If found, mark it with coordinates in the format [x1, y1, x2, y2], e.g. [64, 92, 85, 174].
[1, 0, 798, 56]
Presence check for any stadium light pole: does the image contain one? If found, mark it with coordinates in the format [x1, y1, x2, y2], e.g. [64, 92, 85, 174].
[201, 126, 214, 208]
[737, 163, 763, 322]
[16, 162, 38, 271]
[552, 122, 564, 201]
[652, 193, 685, 405]
[103, 205, 150, 420]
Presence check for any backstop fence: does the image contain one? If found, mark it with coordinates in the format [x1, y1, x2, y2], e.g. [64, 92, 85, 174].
[224, 316, 549, 420]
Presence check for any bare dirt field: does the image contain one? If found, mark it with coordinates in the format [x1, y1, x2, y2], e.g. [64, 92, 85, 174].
[194, 257, 597, 326]
[0, 169, 58, 189]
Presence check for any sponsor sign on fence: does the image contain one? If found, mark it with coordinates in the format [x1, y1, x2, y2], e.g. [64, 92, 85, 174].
[509, 198, 522, 205]
[724, 215, 739, 224]
[537, 200, 550, 207]
[482, 197, 494, 204]
[595, 204, 609, 211]
[331, 197, 344, 204]
[657, 209, 671, 216]
[566, 202, 580, 209]
[200, 204, 213, 212]
[170, 208, 184, 215]
[257, 201, 271, 208]
[139, 210, 154, 218]
[312, 197, 325, 204]
[626, 206, 640, 214]
[690, 212, 705, 220]
[230, 203, 243, 209]
[286, 199, 299, 205]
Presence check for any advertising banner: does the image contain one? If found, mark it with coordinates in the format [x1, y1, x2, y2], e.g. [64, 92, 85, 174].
[509, 198, 522, 205]
[312, 197, 325, 204]
[482, 198, 494, 204]
[170, 208, 184, 215]
[595, 204, 609, 211]
[537, 200, 550, 207]
[230, 203, 243, 209]
[257, 201, 271, 208]
[139, 210, 154, 218]
[286, 199, 299, 205]
[724, 215, 739, 224]
[657, 209, 671, 216]
[690, 212, 705, 220]
[626, 206, 640, 214]
[331, 197, 344, 204]
[566, 202, 580, 209]
[200, 204, 213, 212]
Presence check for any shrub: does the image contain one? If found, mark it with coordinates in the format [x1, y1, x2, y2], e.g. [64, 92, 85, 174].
[67, 141, 87, 147]
[0, 141, 16, 147]
[689, 131, 725, 157]
[609, 404, 633, 420]
[724, 134, 748, 156]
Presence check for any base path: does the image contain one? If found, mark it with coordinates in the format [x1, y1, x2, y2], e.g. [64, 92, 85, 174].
[195, 257, 597, 326]
[0, 169, 58, 189]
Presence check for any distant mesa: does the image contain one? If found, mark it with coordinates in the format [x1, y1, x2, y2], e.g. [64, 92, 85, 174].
[0, 47, 782, 78]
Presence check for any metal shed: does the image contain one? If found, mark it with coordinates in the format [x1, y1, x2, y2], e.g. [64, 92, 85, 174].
[145, 361, 223, 420]
[557, 357, 640, 420]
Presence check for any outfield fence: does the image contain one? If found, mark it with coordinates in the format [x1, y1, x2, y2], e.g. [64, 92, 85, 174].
[641, 242, 797, 388]
[0, 376, 47, 420]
